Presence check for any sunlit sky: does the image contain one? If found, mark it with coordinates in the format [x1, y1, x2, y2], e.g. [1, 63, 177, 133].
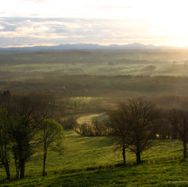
[1, 0, 188, 48]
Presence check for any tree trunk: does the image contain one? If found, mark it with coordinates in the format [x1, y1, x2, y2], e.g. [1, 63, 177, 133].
[122, 148, 126, 167]
[19, 159, 25, 178]
[167, 133, 170, 139]
[43, 145, 47, 176]
[0, 134, 10, 180]
[3, 160, 10, 180]
[13, 147, 20, 179]
[172, 130, 177, 139]
[136, 151, 141, 165]
[162, 134, 166, 139]
[15, 160, 19, 179]
[0, 149, 11, 180]
[183, 141, 187, 158]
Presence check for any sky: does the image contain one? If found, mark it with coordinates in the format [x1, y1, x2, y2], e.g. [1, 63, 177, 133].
[1, 0, 188, 48]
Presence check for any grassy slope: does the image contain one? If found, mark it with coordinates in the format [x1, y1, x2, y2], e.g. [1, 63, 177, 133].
[1, 160, 188, 187]
[0, 130, 186, 186]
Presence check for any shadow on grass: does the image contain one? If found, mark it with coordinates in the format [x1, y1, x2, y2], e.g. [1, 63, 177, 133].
[65, 130, 114, 148]
[47, 167, 130, 187]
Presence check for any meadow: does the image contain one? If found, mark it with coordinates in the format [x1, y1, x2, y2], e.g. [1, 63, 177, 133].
[1, 160, 188, 187]
[1, 50, 188, 82]
[0, 130, 186, 186]
[1, 61, 188, 80]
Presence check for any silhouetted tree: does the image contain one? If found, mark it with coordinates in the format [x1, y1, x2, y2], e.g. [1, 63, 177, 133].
[61, 116, 78, 130]
[109, 99, 161, 165]
[108, 110, 131, 166]
[2, 90, 11, 97]
[156, 117, 171, 139]
[0, 95, 48, 178]
[0, 110, 11, 180]
[92, 119, 105, 136]
[123, 99, 161, 164]
[167, 109, 188, 158]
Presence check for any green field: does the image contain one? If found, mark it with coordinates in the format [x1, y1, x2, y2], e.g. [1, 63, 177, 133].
[0, 130, 186, 186]
[1, 160, 188, 187]
[1, 50, 188, 82]
[1, 62, 188, 79]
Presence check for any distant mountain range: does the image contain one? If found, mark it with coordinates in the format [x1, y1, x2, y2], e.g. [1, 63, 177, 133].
[0, 43, 187, 52]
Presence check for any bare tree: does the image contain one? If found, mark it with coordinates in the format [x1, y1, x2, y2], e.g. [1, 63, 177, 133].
[124, 99, 161, 164]
[92, 119, 105, 136]
[167, 109, 188, 158]
[108, 98, 161, 165]
[108, 110, 131, 166]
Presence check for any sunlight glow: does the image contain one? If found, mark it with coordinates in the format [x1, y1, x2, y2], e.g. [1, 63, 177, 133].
[1, 0, 188, 47]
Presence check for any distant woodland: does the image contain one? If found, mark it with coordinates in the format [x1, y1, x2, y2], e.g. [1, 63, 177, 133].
[1, 51, 188, 109]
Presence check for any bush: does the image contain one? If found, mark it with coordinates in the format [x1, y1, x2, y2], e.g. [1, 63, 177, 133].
[61, 116, 78, 130]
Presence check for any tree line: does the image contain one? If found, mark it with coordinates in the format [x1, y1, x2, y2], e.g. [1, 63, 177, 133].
[76, 98, 188, 166]
[0, 91, 64, 179]
[3, 75, 188, 99]
[1, 91, 188, 180]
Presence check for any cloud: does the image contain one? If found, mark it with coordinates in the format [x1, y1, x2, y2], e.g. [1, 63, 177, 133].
[21, 0, 48, 3]
[84, 5, 134, 9]
[0, 16, 176, 47]
[2, 25, 17, 31]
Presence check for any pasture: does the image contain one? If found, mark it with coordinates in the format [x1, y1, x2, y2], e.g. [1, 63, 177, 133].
[0, 130, 186, 186]
[0, 130, 184, 180]
[1, 62, 188, 79]
[1, 160, 188, 187]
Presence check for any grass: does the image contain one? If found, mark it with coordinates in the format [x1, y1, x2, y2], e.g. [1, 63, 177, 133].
[1, 160, 188, 186]
[0, 131, 183, 174]
[1, 62, 188, 78]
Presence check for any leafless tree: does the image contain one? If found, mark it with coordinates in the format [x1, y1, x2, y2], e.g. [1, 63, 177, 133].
[108, 98, 161, 165]
[167, 109, 188, 158]
[92, 119, 105, 136]
[108, 110, 131, 166]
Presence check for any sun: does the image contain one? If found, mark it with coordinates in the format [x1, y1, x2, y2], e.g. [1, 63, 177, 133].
[142, 1, 188, 46]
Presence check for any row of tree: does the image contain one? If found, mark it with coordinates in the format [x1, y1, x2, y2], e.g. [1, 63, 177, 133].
[107, 99, 188, 166]
[1, 93, 187, 179]
[0, 92, 64, 180]
[4, 75, 188, 99]
[74, 98, 188, 166]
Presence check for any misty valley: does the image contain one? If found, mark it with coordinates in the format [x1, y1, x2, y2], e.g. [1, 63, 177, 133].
[2, 0, 188, 185]
[1, 50, 188, 109]
[1, 49, 188, 186]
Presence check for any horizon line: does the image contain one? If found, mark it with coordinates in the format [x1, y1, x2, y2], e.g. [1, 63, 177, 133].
[1, 43, 188, 49]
